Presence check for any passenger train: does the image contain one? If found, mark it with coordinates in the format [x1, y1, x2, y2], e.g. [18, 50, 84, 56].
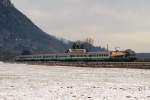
[15, 49, 137, 62]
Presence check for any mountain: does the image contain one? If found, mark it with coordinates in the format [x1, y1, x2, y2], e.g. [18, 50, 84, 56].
[0, 0, 72, 60]
[0, 0, 106, 61]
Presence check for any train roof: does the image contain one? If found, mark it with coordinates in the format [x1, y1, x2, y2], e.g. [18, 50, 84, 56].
[18, 51, 110, 57]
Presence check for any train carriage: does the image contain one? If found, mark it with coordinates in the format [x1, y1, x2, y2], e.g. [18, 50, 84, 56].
[15, 49, 136, 62]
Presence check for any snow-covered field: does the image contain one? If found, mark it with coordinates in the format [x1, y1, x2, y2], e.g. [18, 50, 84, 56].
[0, 62, 150, 100]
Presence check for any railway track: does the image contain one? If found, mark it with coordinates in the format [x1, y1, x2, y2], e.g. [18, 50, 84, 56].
[19, 61, 150, 69]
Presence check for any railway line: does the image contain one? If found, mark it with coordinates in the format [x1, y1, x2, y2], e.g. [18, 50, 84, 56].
[18, 61, 150, 69]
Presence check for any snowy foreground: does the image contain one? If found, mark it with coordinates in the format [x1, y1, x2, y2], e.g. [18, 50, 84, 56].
[0, 62, 150, 100]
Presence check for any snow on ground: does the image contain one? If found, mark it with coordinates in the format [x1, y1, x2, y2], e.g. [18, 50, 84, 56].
[0, 62, 150, 100]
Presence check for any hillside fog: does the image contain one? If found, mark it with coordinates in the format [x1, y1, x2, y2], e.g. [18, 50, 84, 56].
[0, 62, 150, 100]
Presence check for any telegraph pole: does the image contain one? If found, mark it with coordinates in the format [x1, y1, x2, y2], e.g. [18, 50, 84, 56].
[107, 44, 109, 51]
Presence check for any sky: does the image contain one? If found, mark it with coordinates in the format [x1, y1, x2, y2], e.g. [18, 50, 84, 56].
[11, 0, 150, 52]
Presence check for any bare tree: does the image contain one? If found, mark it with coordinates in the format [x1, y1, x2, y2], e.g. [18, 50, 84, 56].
[71, 38, 94, 51]
[85, 37, 94, 46]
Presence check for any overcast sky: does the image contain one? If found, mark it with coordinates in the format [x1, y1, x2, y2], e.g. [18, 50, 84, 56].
[11, 0, 150, 52]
